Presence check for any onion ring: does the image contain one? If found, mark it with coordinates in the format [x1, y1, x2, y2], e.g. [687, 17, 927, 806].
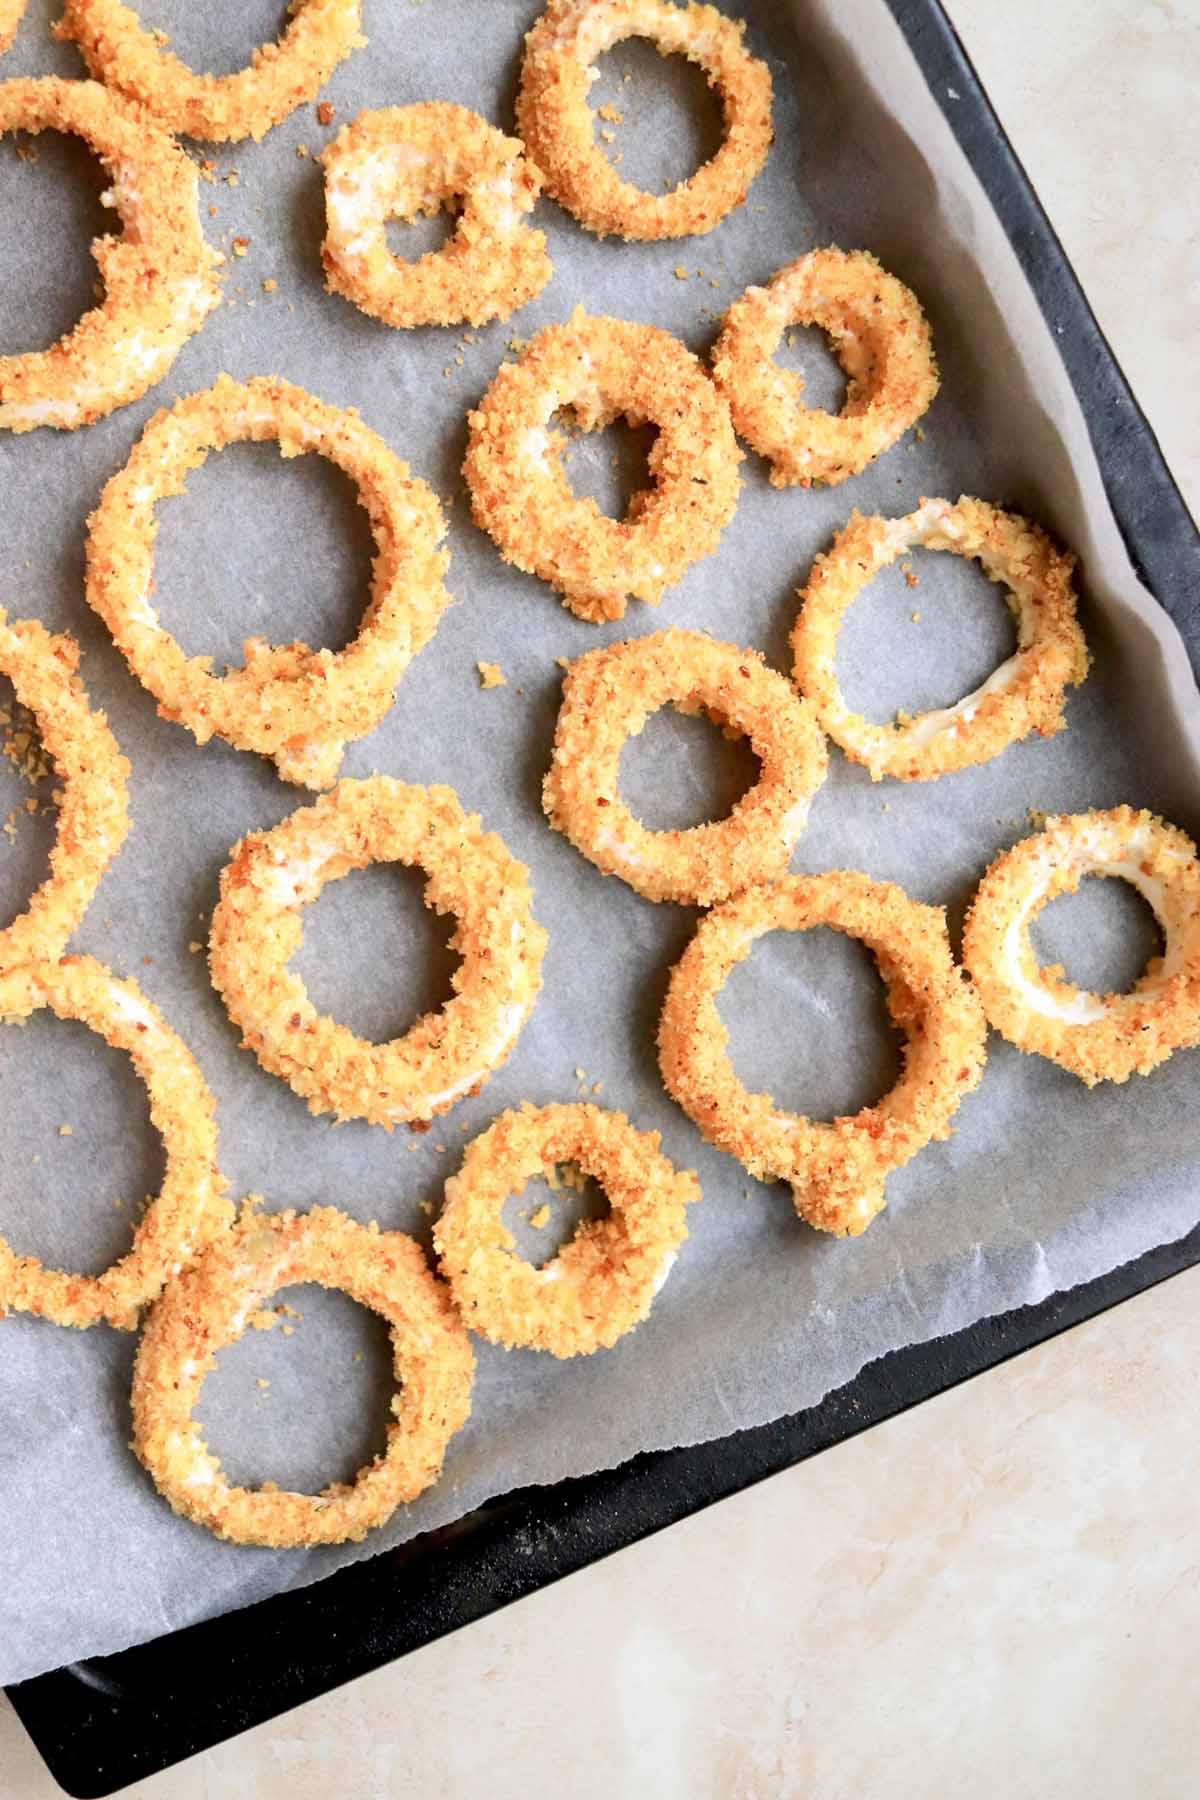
[543, 628, 827, 904]
[55, 0, 365, 144]
[208, 777, 548, 1128]
[0, 77, 220, 435]
[0, 612, 130, 973]
[464, 307, 742, 622]
[83, 374, 452, 790]
[0, 956, 231, 1330]
[434, 1101, 699, 1356]
[516, 0, 773, 241]
[712, 248, 939, 487]
[131, 1204, 474, 1546]
[658, 872, 987, 1236]
[0, 1, 27, 56]
[791, 496, 1088, 782]
[321, 103, 552, 329]
[962, 807, 1200, 1085]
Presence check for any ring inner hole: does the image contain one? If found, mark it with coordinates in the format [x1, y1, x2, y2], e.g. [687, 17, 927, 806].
[0, 129, 109, 355]
[195, 1281, 395, 1493]
[719, 926, 903, 1119]
[501, 1165, 610, 1268]
[150, 439, 377, 666]
[559, 413, 658, 520]
[618, 701, 760, 832]
[295, 862, 463, 1045]
[0, 1014, 166, 1277]
[773, 323, 850, 415]
[123, 1, 296, 75]
[1030, 876, 1165, 995]
[835, 547, 1019, 724]
[0, 678, 57, 931]
[386, 200, 461, 262]
[590, 37, 725, 192]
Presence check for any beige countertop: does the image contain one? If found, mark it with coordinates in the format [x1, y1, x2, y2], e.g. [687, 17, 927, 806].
[3, 1, 1198, 1794]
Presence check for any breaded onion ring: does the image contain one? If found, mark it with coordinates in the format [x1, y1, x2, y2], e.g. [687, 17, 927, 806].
[434, 1102, 699, 1356]
[712, 248, 939, 487]
[321, 103, 552, 329]
[132, 1205, 474, 1546]
[0, 78, 220, 435]
[543, 628, 827, 904]
[55, 0, 365, 144]
[0, 613, 130, 972]
[792, 497, 1088, 782]
[0, 0, 27, 56]
[658, 873, 987, 1236]
[516, 0, 772, 241]
[84, 374, 452, 790]
[464, 308, 741, 622]
[0, 957, 230, 1330]
[962, 807, 1200, 1086]
[209, 777, 548, 1128]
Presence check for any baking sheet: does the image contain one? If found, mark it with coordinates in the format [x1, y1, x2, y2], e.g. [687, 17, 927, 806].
[2, 0, 1198, 1688]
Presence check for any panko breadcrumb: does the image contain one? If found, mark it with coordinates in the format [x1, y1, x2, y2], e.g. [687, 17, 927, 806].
[0, 0, 27, 54]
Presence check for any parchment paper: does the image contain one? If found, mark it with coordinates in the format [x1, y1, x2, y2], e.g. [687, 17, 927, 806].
[1, 0, 1198, 1687]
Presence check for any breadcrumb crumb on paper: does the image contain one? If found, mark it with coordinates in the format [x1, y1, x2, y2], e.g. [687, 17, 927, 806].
[477, 661, 506, 689]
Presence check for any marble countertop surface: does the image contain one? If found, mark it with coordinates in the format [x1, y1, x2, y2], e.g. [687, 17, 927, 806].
[3, 1, 1197, 1794]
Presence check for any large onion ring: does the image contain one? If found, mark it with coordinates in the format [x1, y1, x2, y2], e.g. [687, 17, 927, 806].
[84, 374, 452, 790]
[209, 777, 548, 1128]
[434, 1101, 699, 1356]
[0, 77, 220, 435]
[543, 628, 827, 904]
[0, 956, 230, 1330]
[658, 872, 987, 1236]
[0, 613, 130, 973]
[321, 103, 552, 329]
[132, 1205, 474, 1547]
[791, 497, 1088, 782]
[0, 1, 27, 56]
[55, 0, 365, 144]
[464, 308, 742, 622]
[516, 0, 773, 241]
[712, 248, 939, 487]
[962, 807, 1200, 1086]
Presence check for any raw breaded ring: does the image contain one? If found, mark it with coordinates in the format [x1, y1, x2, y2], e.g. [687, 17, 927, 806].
[0, 956, 230, 1330]
[962, 807, 1200, 1085]
[321, 103, 552, 329]
[658, 873, 987, 1236]
[464, 307, 741, 622]
[0, 612, 130, 972]
[0, 78, 220, 434]
[792, 497, 1088, 782]
[0, 0, 27, 55]
[434, 1101, 699, 1356]
[84, 374, 452, 790]
[712, 248, 939, 487]
[55, 0, 365, 144]
[132, 1205, 474, 1547]
[209, 777, 548, 1128]
[543, 628, 827, 904]
[516, 0, 772, 241]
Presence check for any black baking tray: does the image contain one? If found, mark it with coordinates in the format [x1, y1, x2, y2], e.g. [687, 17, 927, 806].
[9, 1, 1200, 1793]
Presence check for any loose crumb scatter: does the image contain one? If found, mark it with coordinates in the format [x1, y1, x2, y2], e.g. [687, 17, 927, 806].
[262, 277, 277, 292]
[911, 610, 921, 623]
[529, 1203, 551, 1229]
[188, 941, 203, 954]
[574, 1066, 586, 1081]
[296, 143, 309, 158]
[352, 1350, 363, 1363]
[231, 236, 250, 256]
[208, 202, 218, 218]
[914, 425, 926, 442]
[225, 171, 239, 187]
[596, 104, 624, 123]
[673, 264, 689, 280]
[419, 1199, 434, 1216]
[591, 1080, 603, 1094]
[256, 1378, 270, 1390]
[600, 127, 615, 143]
[477, 661, 506, 688]
[58, 1124, 73, 1137]
[317, 101, 336, 126]
[248, 1308, 277, 1331]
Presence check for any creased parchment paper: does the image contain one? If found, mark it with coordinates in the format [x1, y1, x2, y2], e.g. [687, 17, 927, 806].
[1, 0, 1197, 1687]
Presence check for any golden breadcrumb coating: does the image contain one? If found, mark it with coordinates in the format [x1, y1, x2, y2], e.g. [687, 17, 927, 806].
[0, 0, 27, 55]
[792, 496, 1088, 781]
[658, 872, 987, 1236]
[435, 1101, 699, 1356]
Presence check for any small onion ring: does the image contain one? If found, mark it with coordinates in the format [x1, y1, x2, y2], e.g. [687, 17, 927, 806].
[131, 1205, 474, 1547]
[0, 612, 130, 973]
[0, 1, 27, 56]
[84, 374, 452, 790]
[321, 103, 552, 329]
[208, 777, 548, 1128]
[464, 307, 742, 622]
[962, 807, 1200, 1086]
[0, 77, 220, 435]
[55, 0, 365, 144]
[711, 248, 939, 487]
[658, 872, 987, 1236]
[434, 1101, 699, 1356]
[0, 956, 231, 1330]
[516, 0, 773, 241]
[791, 496, 1089, 782]
[543, 628, 828, 904]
